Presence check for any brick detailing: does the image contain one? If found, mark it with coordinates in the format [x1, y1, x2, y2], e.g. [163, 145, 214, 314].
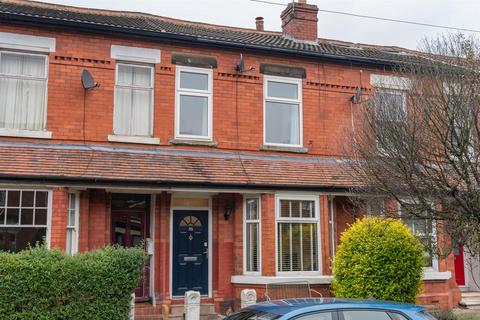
[50, 187, 68, 250]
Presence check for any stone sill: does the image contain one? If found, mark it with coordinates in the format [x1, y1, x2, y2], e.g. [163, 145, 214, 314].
[422, 271, 452, 281]
[260, 144, 308, 154]
[231, 275, 333, 285]
[0, 129, 52, 139]
[169, 138, 218, 147]
[108, 135, 160, 145]
[231, 272, 450, 285]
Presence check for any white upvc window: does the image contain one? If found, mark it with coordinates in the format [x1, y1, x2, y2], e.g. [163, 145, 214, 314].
[244, 197, 261, 274]
[175, 66, 213, 140]
[276, 195, 320, 274]
[66, 192, 80, 255]
[374, 88, 407, 148]
[399, 203, 438, 271]
[264, 76, 303, 147]
[0, 51, 48, 132]
[113, 63, 154, 137]
[0, 189, 51, 252]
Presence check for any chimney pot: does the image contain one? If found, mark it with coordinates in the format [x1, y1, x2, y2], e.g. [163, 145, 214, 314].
[280, 0, 319, 41]
[255, 16, 264, 31]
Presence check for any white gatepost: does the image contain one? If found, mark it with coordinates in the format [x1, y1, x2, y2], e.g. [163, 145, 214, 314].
[130, 292, 135, 320]
[184, 290, 201, 320]
[241, 289, 257, 309]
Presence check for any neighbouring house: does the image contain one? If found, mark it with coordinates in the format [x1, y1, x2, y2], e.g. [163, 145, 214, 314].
[0, 0, 472, 316]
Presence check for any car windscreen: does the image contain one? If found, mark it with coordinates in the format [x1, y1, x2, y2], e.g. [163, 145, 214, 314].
[225, 309, 282, 320]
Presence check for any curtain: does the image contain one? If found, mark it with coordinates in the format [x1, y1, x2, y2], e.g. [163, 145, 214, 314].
[179, 95, 208, 137]
[0, 53, 46, 131]
[114, 65, 152, 136]
[266, 102, 300, 145]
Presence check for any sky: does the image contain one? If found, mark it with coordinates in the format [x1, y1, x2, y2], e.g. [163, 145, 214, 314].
[31, 0, 479, 50]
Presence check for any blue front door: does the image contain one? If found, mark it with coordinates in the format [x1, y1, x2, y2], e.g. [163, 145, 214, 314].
[172, 210, 209, 296]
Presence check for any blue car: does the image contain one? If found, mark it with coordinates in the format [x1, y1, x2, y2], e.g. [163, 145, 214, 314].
[225, 298, 437, 320]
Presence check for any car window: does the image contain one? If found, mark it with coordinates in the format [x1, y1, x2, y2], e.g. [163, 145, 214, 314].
[389, 313, 409, 320]
[342, 310, 391, 320]
[225, 310, 281, 320]
[294, 312, 333, 320]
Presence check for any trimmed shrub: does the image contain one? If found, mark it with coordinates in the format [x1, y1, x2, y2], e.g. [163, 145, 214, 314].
[0, 245, 147, 320]
[332, 216, 424, 303]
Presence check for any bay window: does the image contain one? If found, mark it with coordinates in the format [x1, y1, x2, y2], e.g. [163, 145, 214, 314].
[244, 197, 261, 274]
[277, 195, 319, 273]
[175, 66, 212, 140]
[113, 63, 154, 137]
[0, 189, 49, 252]
[0, 51, 48, 132]
[264, 76, 302, 147]
[399, 203, 438, 270]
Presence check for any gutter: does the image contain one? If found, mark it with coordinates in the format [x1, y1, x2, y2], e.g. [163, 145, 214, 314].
[0, 174, 353, 193]
[0, 12, 401, 68]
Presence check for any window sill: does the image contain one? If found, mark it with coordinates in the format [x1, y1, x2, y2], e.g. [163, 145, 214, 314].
[108, 135, 160, 145]
[169, 138, 218, 147]
[231, 275, 333, 285]
[422, 271, 451, 281]
[0, 129, 52, 139]
[260, 144, 308, 154]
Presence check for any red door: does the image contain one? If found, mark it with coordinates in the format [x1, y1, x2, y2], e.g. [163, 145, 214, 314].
[454, 245, 466, 286]
[111, 194, 150, 301]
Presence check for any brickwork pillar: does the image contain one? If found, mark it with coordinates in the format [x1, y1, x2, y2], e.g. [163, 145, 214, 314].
[78, 190, 90, 252]
[233, 194, 244, 275]
[50, 187, 68, 250]
[319, 195, 332, 275]
[88, 189, 108, 249]
[260, 193, 275, 276]
[155, 192, 171, 304]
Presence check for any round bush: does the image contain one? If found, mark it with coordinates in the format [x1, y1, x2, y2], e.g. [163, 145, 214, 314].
[332, 216, 424, 303]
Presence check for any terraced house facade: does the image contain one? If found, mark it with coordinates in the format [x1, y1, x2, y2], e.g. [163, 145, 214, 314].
[0, 0, 469, 315]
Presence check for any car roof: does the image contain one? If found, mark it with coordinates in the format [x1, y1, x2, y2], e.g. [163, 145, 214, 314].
[246, 298, 424, 317]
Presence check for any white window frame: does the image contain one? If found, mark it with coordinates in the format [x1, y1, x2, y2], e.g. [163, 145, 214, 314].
[263, 75, 303, 148]
[175, 66, 213, 141]
[275, 194, 321, 276]
[0, 51, 50, 137]
[0, 188, 52, 250]
[398, 202, 439, 272]
[66, 192, 80, 255]
[243, 196, 261, 275]
[112, 62, 155, 137]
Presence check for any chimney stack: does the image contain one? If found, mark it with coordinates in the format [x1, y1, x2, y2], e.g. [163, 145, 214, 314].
[255, 17, 264, 31]
[280, 0, 319, 41]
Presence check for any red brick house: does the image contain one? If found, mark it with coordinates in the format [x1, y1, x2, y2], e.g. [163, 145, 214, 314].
[0, 0, 464, 315]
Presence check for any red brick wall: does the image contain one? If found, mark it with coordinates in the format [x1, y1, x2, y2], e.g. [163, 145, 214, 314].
[0, 23, 381, 157]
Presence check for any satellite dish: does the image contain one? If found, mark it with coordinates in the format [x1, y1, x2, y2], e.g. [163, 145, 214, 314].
[235, 54, 255, 73]
[81, 69, 99, 90]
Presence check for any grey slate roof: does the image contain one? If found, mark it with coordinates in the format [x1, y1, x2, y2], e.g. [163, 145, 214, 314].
[0, 0, 422, 66]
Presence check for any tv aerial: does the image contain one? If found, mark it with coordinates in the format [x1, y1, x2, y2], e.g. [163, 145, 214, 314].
[235, 54, 255, 73]
[81, 69, 100, 90]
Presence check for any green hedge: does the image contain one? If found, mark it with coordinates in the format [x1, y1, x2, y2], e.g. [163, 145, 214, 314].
[332, 216, 424, 303]
[0, 245, 147, 320]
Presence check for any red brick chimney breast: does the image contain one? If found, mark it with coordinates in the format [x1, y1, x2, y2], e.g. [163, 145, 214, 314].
[280, 0, 319, 42]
